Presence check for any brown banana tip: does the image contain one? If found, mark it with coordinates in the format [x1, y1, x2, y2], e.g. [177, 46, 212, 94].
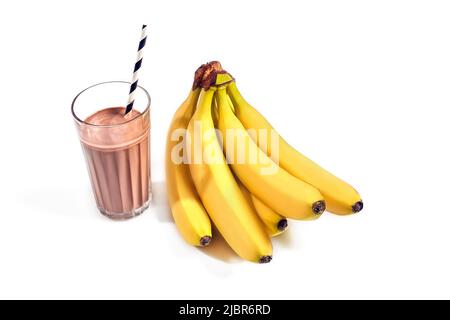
[352, 200, 364, 213]
[201, 61, 223, 88]
[207, 61, 223, 73]
[277, 219, 288, 231]
[199, 61, 234, 89]
[192, 63, 208, 90]
[259, 255, 272, 264]
[193, 61, 224, 89]
[193, 61, 235, 89]
[312, 200, 326, 215]
[199, 236, 212, 247]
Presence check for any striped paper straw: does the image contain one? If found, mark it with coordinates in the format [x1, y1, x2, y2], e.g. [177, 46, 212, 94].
[125, 25, 148, 114]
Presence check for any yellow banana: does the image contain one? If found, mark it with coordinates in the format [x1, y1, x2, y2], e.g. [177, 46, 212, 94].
[187, 87, 273, 263]
[166, 88, 212, 247]
[216, 86, 325, 220]
[237, 180, 288, 237]
[227, 81, 363, 215]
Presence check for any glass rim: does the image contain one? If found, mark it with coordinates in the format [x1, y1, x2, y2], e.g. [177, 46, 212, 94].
[71, 80, 151, 128]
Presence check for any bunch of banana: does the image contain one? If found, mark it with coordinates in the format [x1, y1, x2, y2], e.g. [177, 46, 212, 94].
[166, 61, 363, 263]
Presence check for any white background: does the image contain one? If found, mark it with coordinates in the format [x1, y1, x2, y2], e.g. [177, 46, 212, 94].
[0, 0, 449, 299]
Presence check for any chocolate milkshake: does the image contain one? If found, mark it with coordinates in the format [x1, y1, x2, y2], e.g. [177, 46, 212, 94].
[72, 81, 151, 220]
[81, 107, 150, 219]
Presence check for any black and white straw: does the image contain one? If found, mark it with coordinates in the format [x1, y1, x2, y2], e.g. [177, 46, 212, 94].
[125, 24, 148, 114]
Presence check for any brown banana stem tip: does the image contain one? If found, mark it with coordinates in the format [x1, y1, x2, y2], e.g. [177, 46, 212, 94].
[259, 255, 272, 264]
[312, 200, 326, 215]
[192, 63, 208, 90]
[200, 236, 212, 247]
[205, 61, 223, 75]
[201, 61, 223, 89]
[192, 61, 234, 90]
[352, 200, 364, 213]
[277, 219, 288, 231]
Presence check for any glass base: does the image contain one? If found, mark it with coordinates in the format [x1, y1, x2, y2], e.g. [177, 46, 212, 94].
[99, 195, 151, 220]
